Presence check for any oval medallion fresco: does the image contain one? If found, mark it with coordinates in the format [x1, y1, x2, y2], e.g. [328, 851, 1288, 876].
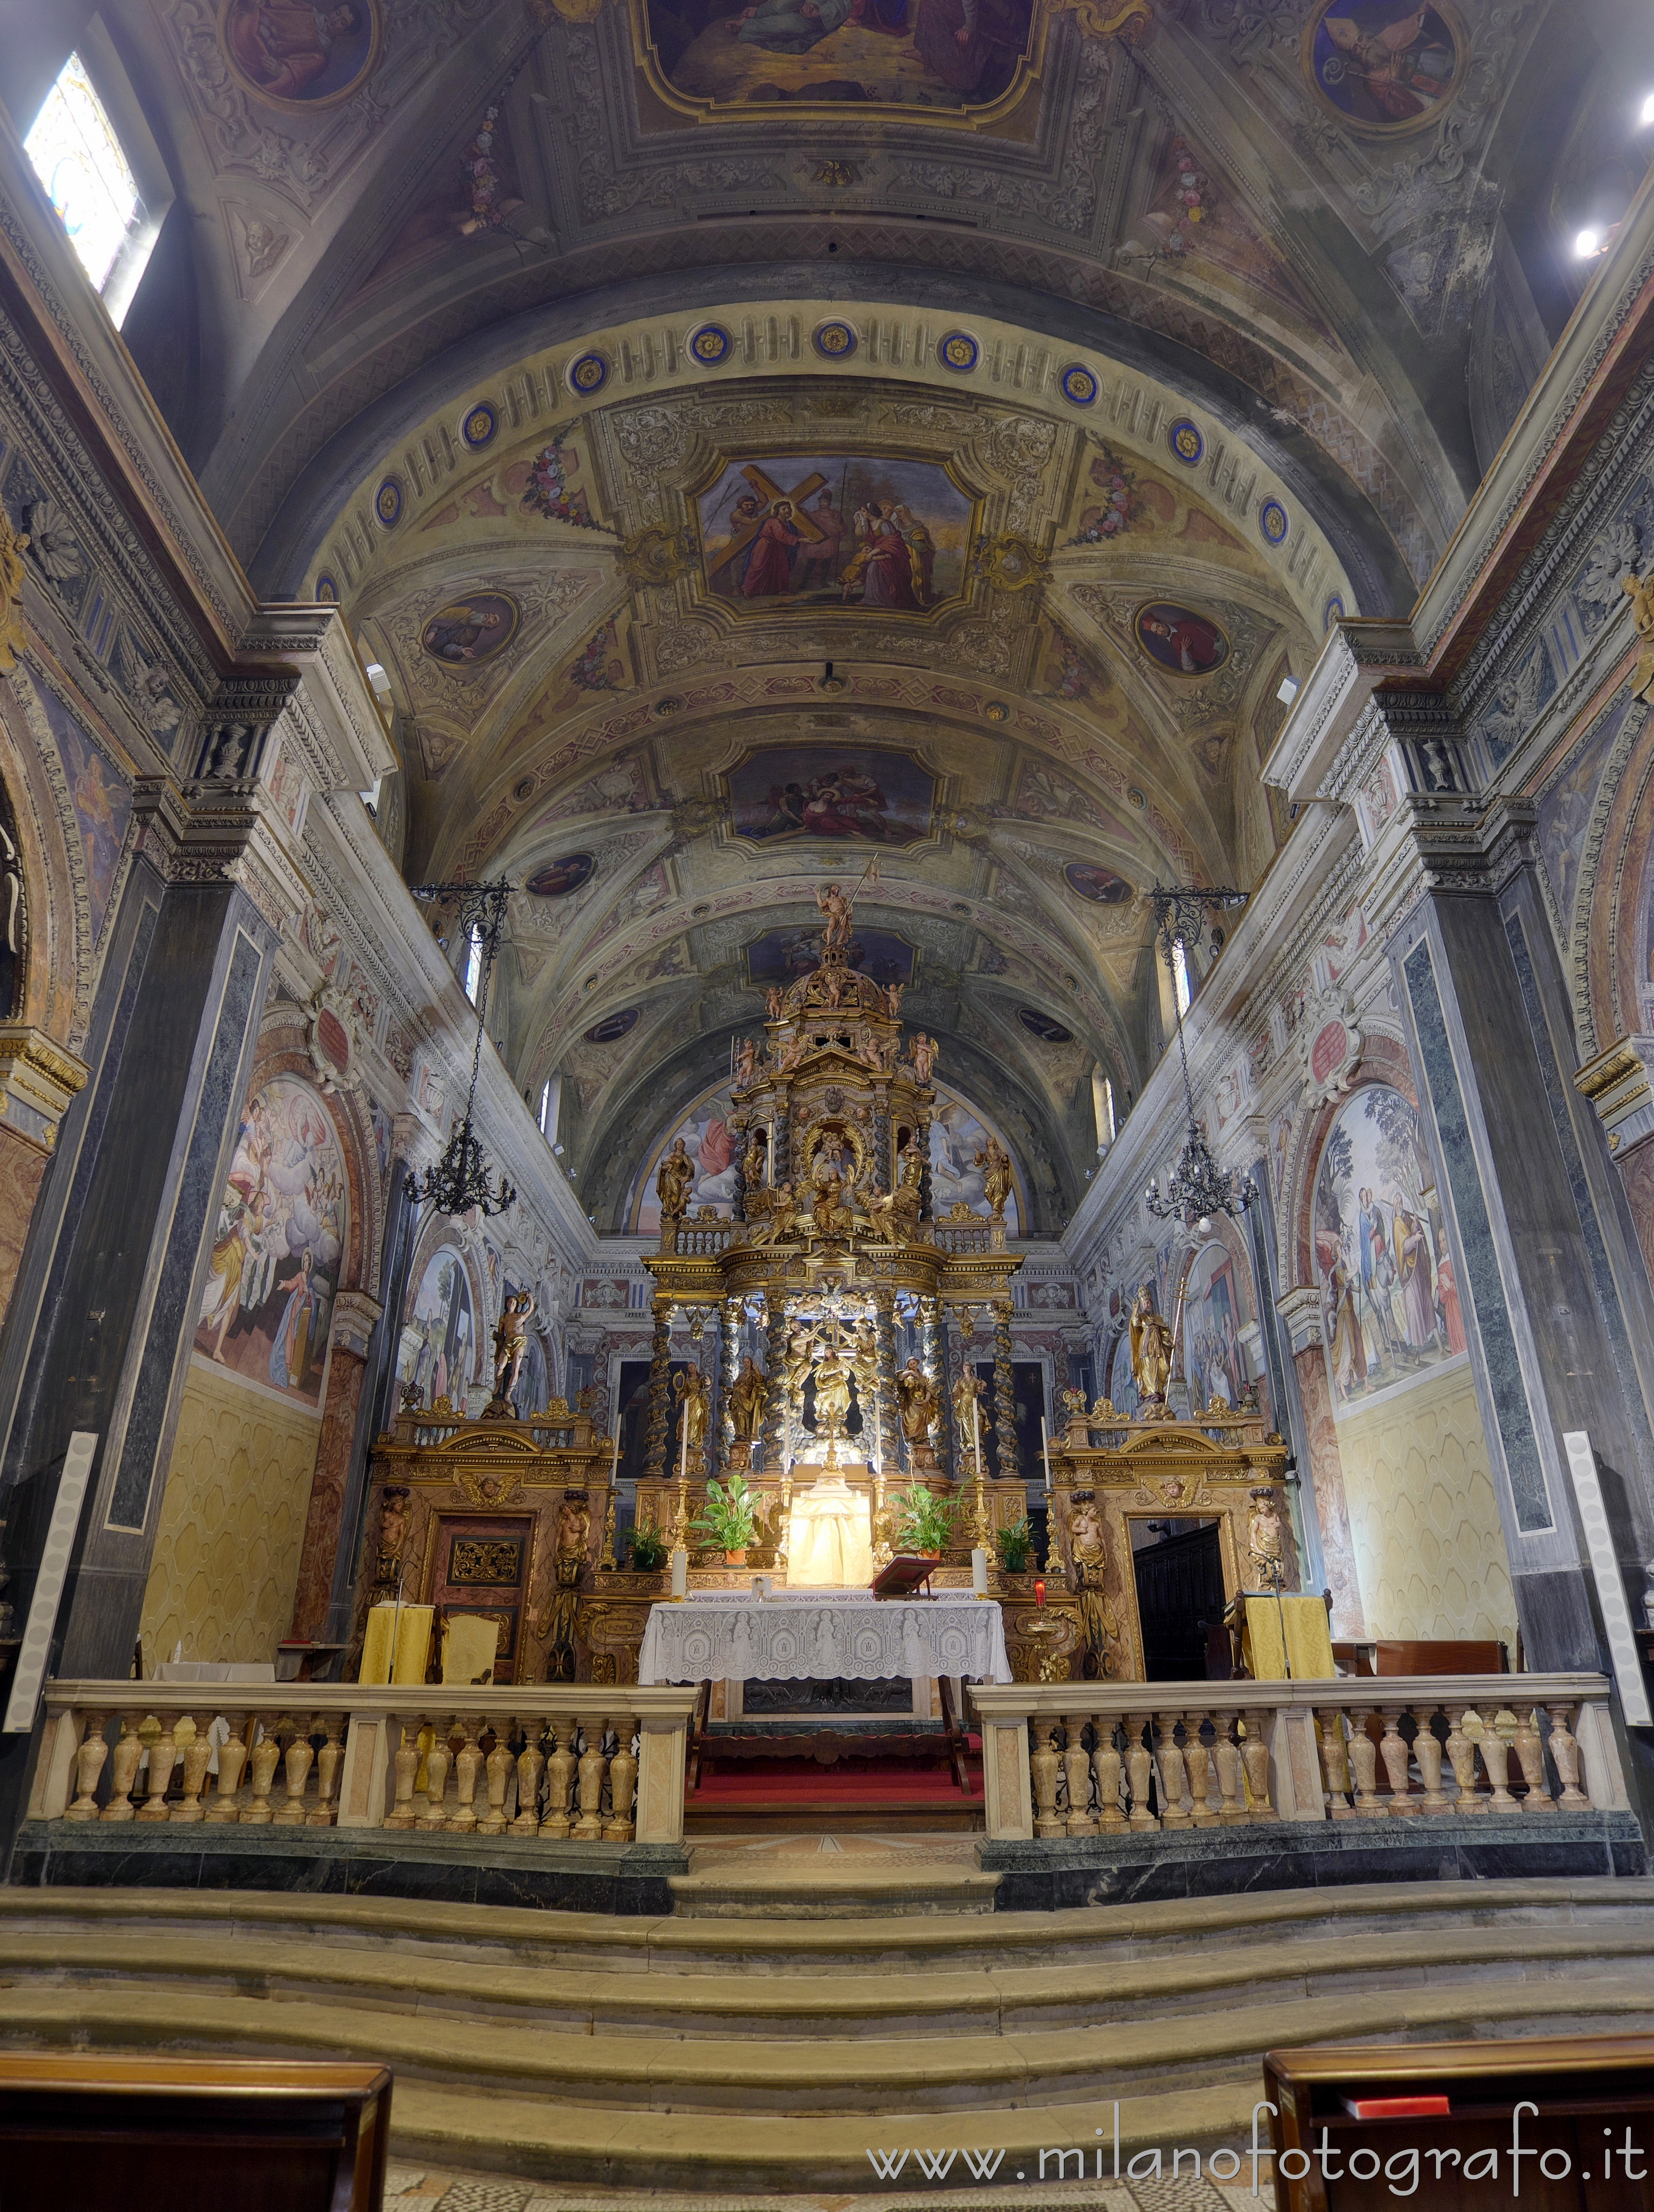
[217, 0, 383, 109]
[1064, 862, 1133, 905]
[420, 591, 520, 670]
[1133, 601, 1229, 677]
[583, 1008, 639, 1044]
[1017, 1007, 1074, 1043]
[526, 852, 596, 899]
[1302, 0, 1467, 137]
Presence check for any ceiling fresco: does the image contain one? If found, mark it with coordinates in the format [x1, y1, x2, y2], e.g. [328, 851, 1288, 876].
[66, 0, 1654, 1226]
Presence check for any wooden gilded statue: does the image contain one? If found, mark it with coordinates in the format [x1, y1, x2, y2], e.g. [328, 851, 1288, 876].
[1128, 1282, 1175, 1410]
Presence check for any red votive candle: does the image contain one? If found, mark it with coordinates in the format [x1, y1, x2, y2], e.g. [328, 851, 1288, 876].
[1035, 1578, 1045, 1606]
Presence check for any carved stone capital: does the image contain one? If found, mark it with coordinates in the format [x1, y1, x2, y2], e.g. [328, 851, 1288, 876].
[1275, 1283, 1324, 1355]
[0, 1022, 89, 1150]
[1574, 1035, 1654, 1157]
[330, 1288, 384, 1358]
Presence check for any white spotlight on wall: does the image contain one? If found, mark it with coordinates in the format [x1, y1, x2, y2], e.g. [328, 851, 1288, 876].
[1640, 91, 1654, 127]
[1574, 227, 1604, 259]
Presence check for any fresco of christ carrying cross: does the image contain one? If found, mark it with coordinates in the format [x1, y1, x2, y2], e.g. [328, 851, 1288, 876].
[708, 464, 830, 597]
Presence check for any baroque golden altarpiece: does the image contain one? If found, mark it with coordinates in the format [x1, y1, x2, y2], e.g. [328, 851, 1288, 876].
[356, 894, 1295, 1687]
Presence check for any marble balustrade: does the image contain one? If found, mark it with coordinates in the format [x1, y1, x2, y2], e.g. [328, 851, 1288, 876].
[26, 1684, 700, 1844]
[969, 1674, 1628, 1842]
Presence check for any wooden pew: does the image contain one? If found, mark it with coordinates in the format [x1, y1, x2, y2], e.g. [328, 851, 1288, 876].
[0, 2054, 391, 2210]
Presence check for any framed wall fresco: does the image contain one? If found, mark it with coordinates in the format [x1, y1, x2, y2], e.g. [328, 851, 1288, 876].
[217, 0, 384, 110]
[526, 852, 596, 898]
[1133, 601, 1230, 676]
[1181, 1239, 1258, 1415]
[1313, 1082, 1466, 1408]
[634, 0, 1039, 115]
[1064, 862, 1134, 905]
[725, 744, 935, 846]
[697, 457, 974, 612]
[1301, 1, 1467, 138]
[420, 592, 520, 670]
[195, 1075, 348, 1406]
[633, 1085, 738, 1235]
[397, 1244, 476, 1406]
[929, 1089, 1020, 1235]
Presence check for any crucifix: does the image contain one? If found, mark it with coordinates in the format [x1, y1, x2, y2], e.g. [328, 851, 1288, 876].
[707, 464, 831, 580]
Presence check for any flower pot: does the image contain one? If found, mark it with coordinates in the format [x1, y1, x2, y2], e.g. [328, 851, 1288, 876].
[725, 1548, 748, 1567]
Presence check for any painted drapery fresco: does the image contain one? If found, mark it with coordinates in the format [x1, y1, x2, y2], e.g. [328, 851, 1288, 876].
[195, 1075, 348, 1405]
[929, 1090, 1020, 1234]
[699, 458, 972, 611]
[634, 1087, 738, 1234]
[398, 1244, 476, 1406]
[1313, 1082, 1465, 1408]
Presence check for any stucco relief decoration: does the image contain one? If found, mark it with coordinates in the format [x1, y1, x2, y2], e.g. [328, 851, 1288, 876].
[306, 987, 361, 1093]
[1299, 987, 1362, 1102]
[0, 514, 27, 676]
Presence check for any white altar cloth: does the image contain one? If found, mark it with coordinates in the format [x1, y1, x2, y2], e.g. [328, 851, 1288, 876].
[637, 1589, 1011, 1686]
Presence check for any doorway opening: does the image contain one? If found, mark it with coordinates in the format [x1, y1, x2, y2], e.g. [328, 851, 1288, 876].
[1130, 1517, 1224, 1680]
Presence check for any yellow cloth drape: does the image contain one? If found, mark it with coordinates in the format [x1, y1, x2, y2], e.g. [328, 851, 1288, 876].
[360, 1601, 434, 1685]
[1236, 1592, 1335, 1680]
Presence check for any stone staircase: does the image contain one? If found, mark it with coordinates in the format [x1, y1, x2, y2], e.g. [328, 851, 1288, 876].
[3, 1877, 1654, 2189]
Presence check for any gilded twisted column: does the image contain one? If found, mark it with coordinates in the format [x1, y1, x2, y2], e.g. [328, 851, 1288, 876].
[761, 1287, 789, 1470]
[919, 1296, 944, 1480]
[916, 1104, 934, 1221]
[644, 1301, 673, 1483]
[873, 1291, 900, 1477]
[720, 1294, 742, 1473]
[731, 1115, 749, 1219]
[771, 1089, 791, 1187]
[993, 1303, 1019, 1482]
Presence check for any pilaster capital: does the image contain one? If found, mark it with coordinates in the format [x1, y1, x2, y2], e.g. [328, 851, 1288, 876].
[329, 1289, 384, 1358]
[0, 1022, 89, 1151]
[1275, 1283, 1323, 1355]
[1574, 1034, 1654, 1156]
[393, 1112, 441, 1177]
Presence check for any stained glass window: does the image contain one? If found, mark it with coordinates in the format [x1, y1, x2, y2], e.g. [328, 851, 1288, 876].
[25, 55, 142, 302]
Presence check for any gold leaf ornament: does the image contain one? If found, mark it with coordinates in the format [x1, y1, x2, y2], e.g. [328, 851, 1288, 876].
[0, 516, 30, 676]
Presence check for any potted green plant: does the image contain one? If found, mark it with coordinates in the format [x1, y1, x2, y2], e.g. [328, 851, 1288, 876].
[995, 1518, 1036, 1573]
[691, 1471, 758, 1565]
[892, 1485, 956, 1559]
[626, 1526, 670, 1574]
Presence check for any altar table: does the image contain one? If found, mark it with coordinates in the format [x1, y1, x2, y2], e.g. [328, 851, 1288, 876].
[637, 1589, 1012, 1687]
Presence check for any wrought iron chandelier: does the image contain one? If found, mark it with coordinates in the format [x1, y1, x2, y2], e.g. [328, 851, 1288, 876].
[406, 879, 517, 1219]
[1143, 882, 1259, 1229]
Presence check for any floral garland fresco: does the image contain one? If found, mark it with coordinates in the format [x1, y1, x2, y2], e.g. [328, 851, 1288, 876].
[1068, 442, 1140, 545]
[519, 436, 605, 528]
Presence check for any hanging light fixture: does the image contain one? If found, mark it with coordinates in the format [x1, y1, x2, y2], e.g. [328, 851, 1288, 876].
[407, 879, 518, 1219]
[1143, 882, 1258, 1229]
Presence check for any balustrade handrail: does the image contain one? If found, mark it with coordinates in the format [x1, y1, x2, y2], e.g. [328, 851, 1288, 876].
[971, 1671, 1614, 1719]
[38, 1681, 696, 1721]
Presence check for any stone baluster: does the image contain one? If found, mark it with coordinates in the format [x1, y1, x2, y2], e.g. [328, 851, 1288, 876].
[417, 1715, 452, 1830]
[384, 1715, 421, 1830]
[1442, 1705, 1485, 1815]
[514, 1717, 548, 1835]
[242, 1720, 284, 1827]
[1317, 1709, 1355, 1819]
[605, 1715, 638, 1842]
[480, 1724, 515, 1835]
[311, 1714, 344, 1826]
[1091, 1715, 1126, 1831]
[65, 1714, 109, 1821]
[574, 1721, 609, 1841]
[1546, 1703, 1591, 1809]
[1472, 1709, 1516, 1811]
[1345, 1706, 1383, 1815]
[273, 1716, 314, 1826]
[205, 1714, 248, 1823]
[1411, 1705, 1451, 1815]
[1212, 1713, 1246, 1824]
[1153, 1711, 1190, 1827]
[102, 1713, 145, 1822]
[543, 1715, 577, 1839]
[1029, 1719, 1064, 1839]
[1125, 1713, 1158, 1829]
[1513, 1707, 1555, 1811]
[173, 1716, 213, 1824]
[1062, 1714, 1096, 1836]
[1183, 1711, 1217, 1827]
[1240, 1708, 1277, 1821]
[447, 1716, 485, 1834]
[137, 1714, 177, 1822]
[1377, 1706, 1418, 1814]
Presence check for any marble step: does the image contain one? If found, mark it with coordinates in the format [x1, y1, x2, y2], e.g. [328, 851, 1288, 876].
[6, 1914, 1654, 2037]
[667, 1863, 1002, 1916]
[6, 1875, 1654, 1974]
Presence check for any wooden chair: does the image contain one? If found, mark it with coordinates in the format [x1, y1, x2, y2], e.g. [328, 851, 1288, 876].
[0, 2055, 391, 2210]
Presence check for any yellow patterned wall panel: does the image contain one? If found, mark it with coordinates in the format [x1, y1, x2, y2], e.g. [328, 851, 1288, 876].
[1333, 1356, 1516, 1648]
[139, 1356, 322, 1669]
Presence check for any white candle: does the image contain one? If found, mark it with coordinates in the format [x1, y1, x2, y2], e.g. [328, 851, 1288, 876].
[1041, 1415, 1053, 1493]
[671, 1548, 687, 1600]
[971, 1546, 988, 1597]
[970, 1391, 982, 1478]
[679, 1408, 689, 1481]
